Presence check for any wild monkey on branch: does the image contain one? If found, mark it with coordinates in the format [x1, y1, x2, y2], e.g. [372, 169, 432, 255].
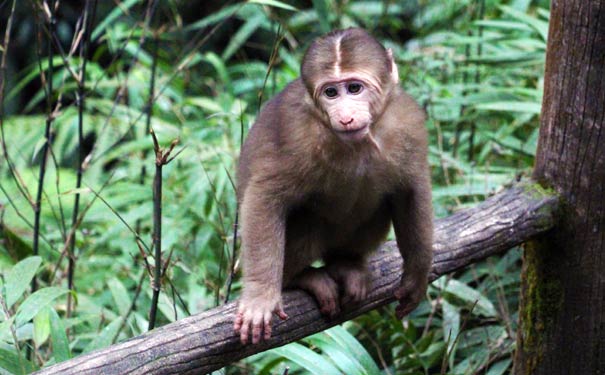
[234, 28, 433, 345]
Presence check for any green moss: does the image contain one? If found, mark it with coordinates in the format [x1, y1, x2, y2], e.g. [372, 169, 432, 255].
[519, 182, 561, 231]
[521, 181, 556, 199]
[518, 239, 564, 374]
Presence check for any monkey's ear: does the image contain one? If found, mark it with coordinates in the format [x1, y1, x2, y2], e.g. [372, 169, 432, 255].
[387, 48, 400, 84]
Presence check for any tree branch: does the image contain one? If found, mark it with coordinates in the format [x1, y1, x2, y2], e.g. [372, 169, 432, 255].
[34, 183, 558, 375]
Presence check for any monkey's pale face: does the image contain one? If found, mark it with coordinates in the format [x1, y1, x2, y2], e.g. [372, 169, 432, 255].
[317, 78, 375, 142]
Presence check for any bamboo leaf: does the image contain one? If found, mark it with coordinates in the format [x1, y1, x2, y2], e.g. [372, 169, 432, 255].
[49, 307, 71, 362]
[221, 12, 266, 61]
[15, 287, 70, 327]
[5, 256, 42, 309]
[271, 343, 341, 375]
[249, 0, 298, 11]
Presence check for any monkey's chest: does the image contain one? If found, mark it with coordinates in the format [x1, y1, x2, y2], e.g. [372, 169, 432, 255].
[306, 177, 385, 224]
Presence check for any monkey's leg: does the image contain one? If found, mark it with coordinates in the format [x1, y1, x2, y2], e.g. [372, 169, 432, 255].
[282, 213, 340, 317]
[325, 208, 391, 305]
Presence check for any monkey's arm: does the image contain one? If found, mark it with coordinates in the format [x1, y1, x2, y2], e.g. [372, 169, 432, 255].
[390, 177, 433, 319]
[234, 181, 289, 344]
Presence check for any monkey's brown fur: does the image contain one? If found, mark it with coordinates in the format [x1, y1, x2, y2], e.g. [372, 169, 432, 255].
[234, 28, 433, 345]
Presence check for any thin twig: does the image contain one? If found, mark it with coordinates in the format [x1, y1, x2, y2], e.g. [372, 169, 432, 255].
[452, 29, 472, 160]
[440, 301, 478, 374]
[148, 129, 179, 330]
[112, 270, 146, 344]
[257, 24, 285, 111]
[49, 172, 114, 284]
[166, 276, 191, 317]
[135, 28, 160, 236]
[66, 0, 98, 321]
[468, 0, 485, 163]
[198, 160, 228, 306]
[224, 102, 246, 303]
[32, 0, 58, 293]
[0, 0, 29, 208]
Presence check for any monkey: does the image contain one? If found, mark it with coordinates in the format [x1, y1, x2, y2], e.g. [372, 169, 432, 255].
[233, 28, 433, 345]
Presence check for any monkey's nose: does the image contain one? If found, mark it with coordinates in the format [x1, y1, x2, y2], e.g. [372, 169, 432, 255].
[339, 117, 354, 126]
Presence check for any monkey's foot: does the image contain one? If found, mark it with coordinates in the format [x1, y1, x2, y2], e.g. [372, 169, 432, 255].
[234, 295, 288, 345]
[327, 262, 370, 304]
[291, 267, 340, 317]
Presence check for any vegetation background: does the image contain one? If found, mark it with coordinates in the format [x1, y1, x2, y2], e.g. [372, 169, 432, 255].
[0, 0, 549, 373]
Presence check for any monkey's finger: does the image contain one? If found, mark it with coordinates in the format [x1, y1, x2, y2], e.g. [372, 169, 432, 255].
[319, 298, 336, 317]
[395, 300, 409, 319]
[395, 303, 414, 320]
[263, 311, 273, 340]
[239, 313, 252, 345]
[234, 311, 244, 332]
[394, 286, 409, 300]
[251, 314, 264, 344]
[395, 294, 420, 319]
[275, 304, 288, 320]
[320, 288, 340, 317]
[240, 325, 249, 345]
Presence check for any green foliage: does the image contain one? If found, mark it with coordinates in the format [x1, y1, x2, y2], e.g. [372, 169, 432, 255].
[0, 0, 547, 374]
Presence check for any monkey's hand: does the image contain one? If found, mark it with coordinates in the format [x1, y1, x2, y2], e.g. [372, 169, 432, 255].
[234, 294, 288, 345]
[394, 273, 428, 319]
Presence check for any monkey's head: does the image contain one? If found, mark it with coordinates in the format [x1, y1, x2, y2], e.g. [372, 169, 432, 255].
[301, 28, 399, 142]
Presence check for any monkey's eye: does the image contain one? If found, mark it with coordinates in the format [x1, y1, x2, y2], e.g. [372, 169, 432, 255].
[324, 87, 338, 98]
[347, 82, 363, 94]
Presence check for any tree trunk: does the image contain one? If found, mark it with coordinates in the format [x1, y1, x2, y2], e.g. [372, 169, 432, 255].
[514, 1, 605, 374]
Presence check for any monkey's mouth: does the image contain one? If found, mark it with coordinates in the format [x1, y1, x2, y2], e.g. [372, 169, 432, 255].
[336, 124, 369, 140]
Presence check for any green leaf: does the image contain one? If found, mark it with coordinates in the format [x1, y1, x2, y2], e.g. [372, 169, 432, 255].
[312, 0, 332, 33]
[108, 278, 132, 316]
[92, 0, 141, 40]
[5, 256, 42, 309]
[437, 279, 497, 317]
[500, 5, 549, 41]
[186, 97, 225, 113]
[83, 317, 124, 353]
[0, 316, 15, 342]
[249, 0, 298, 11]
[33, 307, 51, 346]
[453, 347, 490, 374]
[306, 334, 367, 375]
[442, 299, 460, 353]
[271, 342, 341, 375]
[0, 347, 37, 374]
[49, 307, 71, 362]
[221, 12, 266, 61]
[323, 326, 381, 375]
[487, 359, 512, 375]
[184, 3, 242, 32]
[473, 20, 533, 32]
[474, 101, 541, 114]
[15, 287, 70, 327]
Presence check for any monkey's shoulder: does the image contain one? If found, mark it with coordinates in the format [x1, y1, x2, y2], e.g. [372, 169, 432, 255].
[376, 88, 428, 152]
[386, 88, 427, 130]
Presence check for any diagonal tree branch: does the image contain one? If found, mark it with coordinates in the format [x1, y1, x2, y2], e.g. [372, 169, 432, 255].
[33, 183, 559, 375]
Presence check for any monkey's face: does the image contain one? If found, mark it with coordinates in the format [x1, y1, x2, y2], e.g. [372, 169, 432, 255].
[317, 77, 375, 142]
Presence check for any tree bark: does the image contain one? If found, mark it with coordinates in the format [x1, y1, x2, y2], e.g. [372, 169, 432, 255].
[513, 1, 605, 374]
[34, 184, 557, 375]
